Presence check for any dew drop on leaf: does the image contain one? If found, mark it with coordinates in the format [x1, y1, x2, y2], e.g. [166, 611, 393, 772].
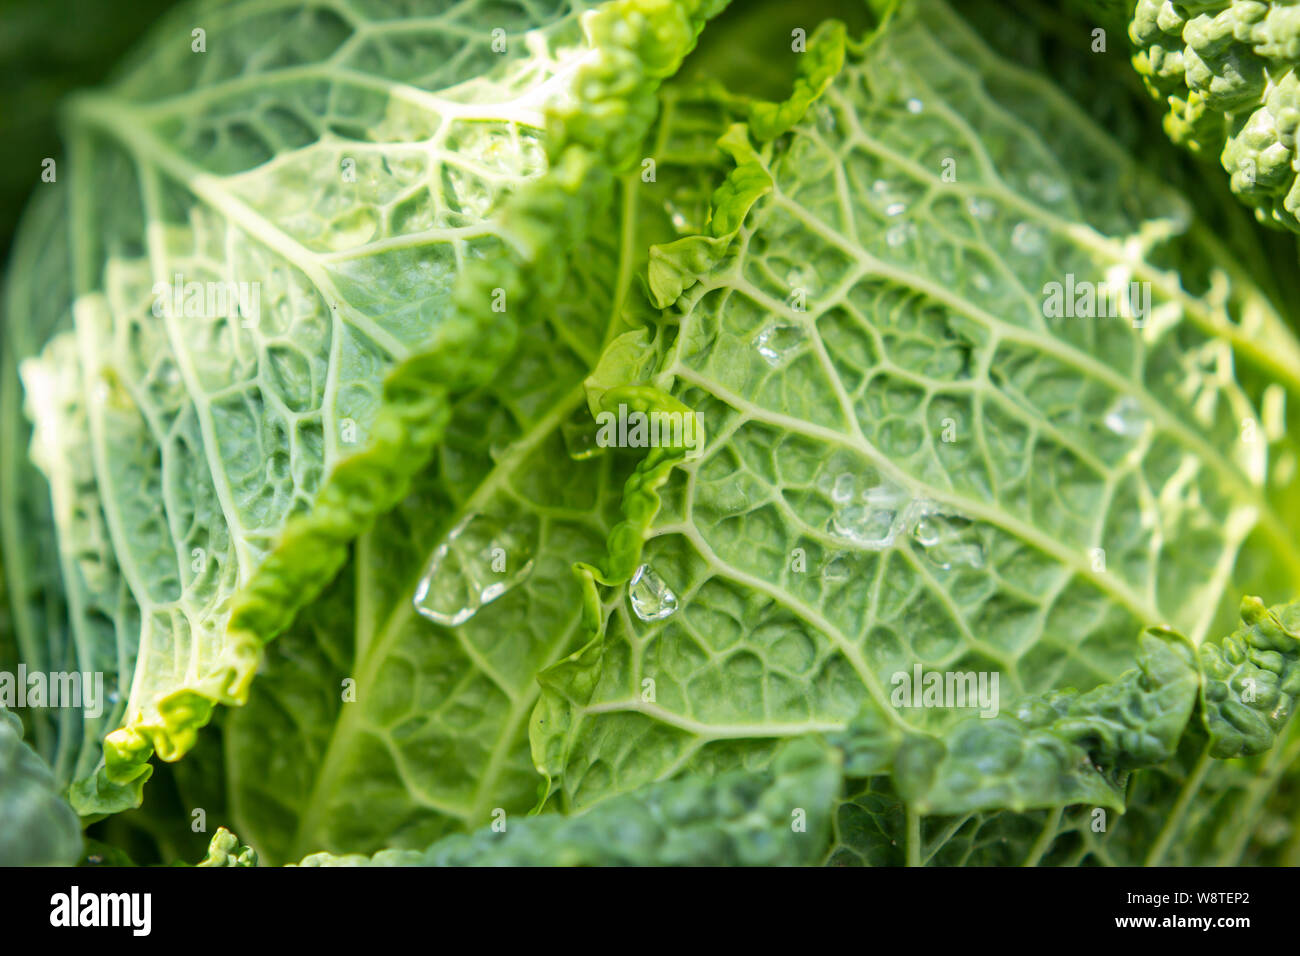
[905, 502, 986, 571]
[885, 222, 915, 247]
[414, 512, 540, 626]
[911, 514, 942, 548]
[870, 179, 912, 219]
[628, 564, 679, 621]
[1026, 170, 1066, 203]
[755, 323, 804, 365]
[561, 412, 600, 460]
[822, 553, 851, 582]
[831, 473, 855, 504]
[1010, 221, 1045, 254]
[829, 482, 908, 549]
[1103, 395, 1148, 438]
[664, 200, 693, 233]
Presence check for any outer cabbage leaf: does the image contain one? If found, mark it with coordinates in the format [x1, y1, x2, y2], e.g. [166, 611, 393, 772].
[1, 186, 139, 806]
[0, 0, 177, 255]
[295, 736, 838, 866]
[82, 716, 237, 864]
[531, 0, 1300, 814]
[0, 707, 82, 866]
[2, 0, 726, 817]
[826, 595, 1300, 865]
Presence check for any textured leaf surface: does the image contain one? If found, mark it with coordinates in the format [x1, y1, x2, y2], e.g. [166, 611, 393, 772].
[7, 0, 1300, 870]
[2, 188, 139, 804]
[2, 0, 727, 816]
[826, 595, 1300, 865]
[533, 0, 1300, 814]
[295, 737, 837, 865]
[219, 49, 740, 864]
[7, 0, 597, 811]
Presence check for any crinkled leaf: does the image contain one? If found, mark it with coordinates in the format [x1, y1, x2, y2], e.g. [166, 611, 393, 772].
[826, 595, 1300, 865]
[533, 0, 1300, 815]
[194, 826, 258, 867]
[3, 0, 728, 818]
[219, 35, 740, 864]
[296, 737, 837, 866]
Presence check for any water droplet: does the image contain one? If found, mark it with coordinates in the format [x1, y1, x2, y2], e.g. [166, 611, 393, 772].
[664, 200, 693, 233]
[414, 512, 540, 626]
[831, 473, 855, 504]
[1103, 395, 1148, 438]
[885, 222, 915, 247]
[629, 564, 678, 621]
[829, 482, 909, 549]
[931, 539, 986, 571]
[1010, 222, 1045, 255]
[711, 483, 752, 515]
[869, 179, 913, 219]
[911, 514, 943, 548]
[815, 102, 837, 133]
[832, 505, 899, 547]
[562, 414, 600, 460]
[822, 553, 851, 583]
[965, 196, 995, 221]
[785, 266, 814, 289]
[1026, 171, 1066, 203]
[755, 323, 804, 366]
[904, 500, 986, 570]
[906, 97, 924, 114]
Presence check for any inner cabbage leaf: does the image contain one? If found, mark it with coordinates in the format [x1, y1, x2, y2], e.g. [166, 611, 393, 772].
[530, 0, 1300, 815]
[220, 78, 739, 863]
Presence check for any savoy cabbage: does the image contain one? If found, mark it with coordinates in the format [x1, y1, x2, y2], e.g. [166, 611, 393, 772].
[4, 0, 1300, 868]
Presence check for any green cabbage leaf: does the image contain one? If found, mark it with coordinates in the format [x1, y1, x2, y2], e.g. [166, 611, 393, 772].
[5, 0, 1300, 868]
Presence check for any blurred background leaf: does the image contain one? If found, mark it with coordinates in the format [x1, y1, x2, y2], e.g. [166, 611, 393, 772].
[0, 0, 179, 259]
